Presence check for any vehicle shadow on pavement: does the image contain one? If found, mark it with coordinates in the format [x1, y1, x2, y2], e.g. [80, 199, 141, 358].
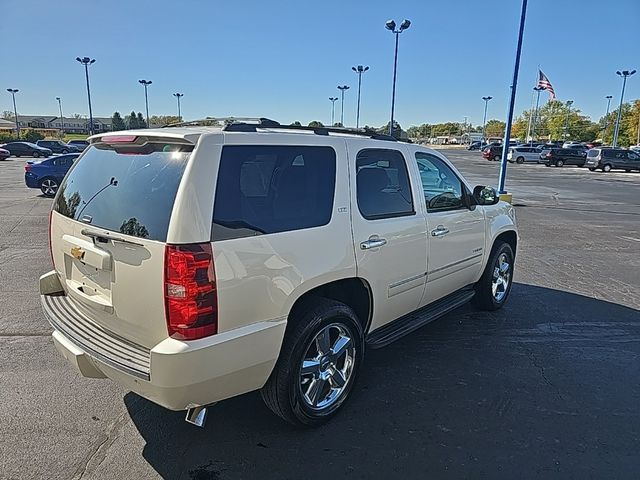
[124, 283, 640, 480]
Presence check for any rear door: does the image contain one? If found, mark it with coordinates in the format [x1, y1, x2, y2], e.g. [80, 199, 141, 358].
[627, 151, 640, 170]
[349, 141, 427, 332]
[50, 136, 194, 348]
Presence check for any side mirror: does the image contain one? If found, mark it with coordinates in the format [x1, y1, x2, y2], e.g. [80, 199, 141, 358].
[473, 185, 499, 205]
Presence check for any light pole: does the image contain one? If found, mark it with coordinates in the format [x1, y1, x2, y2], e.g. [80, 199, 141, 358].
[76, 57, 96, 135]
[603, 95, 613, 139]
[385, 19, 411, 137]
[337, 85, 350, 126]
[352, 65, 369, 129]
[498, 0, 528, 195]
[481, 96, 492, 146]
[612, 69, 636, 147]
[564, 100, 573, 139]
[173, 93, 184, 122]
[56, 96, 64, 138]
[139, 80, 152, 127]
[329, 97, 338, 126]
[6, 89, 19, 138]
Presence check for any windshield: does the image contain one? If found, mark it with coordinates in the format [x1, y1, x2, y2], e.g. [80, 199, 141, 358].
[53, 142, 191, 241]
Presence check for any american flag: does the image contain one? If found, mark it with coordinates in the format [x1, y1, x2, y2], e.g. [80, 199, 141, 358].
[537, 70, 556, 99]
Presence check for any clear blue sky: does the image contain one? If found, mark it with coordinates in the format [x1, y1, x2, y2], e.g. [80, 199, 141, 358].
[2, 0, 639, 128]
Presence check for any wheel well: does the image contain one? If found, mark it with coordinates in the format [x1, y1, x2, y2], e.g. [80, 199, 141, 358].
[288, 278, 372, 334]
[495, 230, 517, 257]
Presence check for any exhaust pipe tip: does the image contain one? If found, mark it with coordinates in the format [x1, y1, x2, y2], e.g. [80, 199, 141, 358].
[185, 406, 207, 427]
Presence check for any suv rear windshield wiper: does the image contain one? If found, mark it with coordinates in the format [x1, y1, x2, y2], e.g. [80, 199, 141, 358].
[213, 219, 266, 235]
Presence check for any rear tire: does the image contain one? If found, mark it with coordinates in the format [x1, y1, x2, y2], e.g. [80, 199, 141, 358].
[261, 298, 364, 427]
[516, 156, 525, 164]
[474, 242, 514, 311]
[32, 151, 40, 158]
[588, 167, 596, 172]
[555, 160, 564, 167]
[603, 164, 612, 172]
[493, 155, 500, 161]
[40, 177, 58, 197]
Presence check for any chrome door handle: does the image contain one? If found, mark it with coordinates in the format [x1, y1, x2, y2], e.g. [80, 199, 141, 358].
[431, 225, 449, 237]
[360, 237, 387, 250]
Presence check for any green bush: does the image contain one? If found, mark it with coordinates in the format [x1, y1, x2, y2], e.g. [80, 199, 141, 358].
[21, 129, 45, 142]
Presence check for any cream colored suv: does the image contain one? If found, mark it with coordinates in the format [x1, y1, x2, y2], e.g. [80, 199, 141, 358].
[40, 119, 517, 427]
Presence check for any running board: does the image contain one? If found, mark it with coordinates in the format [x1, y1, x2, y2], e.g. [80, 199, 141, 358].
[366, 287, 475, 349]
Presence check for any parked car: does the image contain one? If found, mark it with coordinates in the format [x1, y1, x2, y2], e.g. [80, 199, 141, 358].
[563, 143, 589, 152]
[467, 141, 482, 150]
[507, 146, 542, 164]
[0, 141, 52, 158]
[481, 142, 501, 153]
[67, 139, 89, 151]
[482, 145, 503, 161]
[36, 140, 81, 154]
[543, 148, 587, 167]
[0, 147, 9, 161]
[40, 120, 518, 427]
[584, 148, 640, 172]
[629, 145, 640, 154]
[24, 154, 80, 196]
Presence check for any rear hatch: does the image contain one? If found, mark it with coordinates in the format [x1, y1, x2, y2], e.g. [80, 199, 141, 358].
[49, 135, 194, 349]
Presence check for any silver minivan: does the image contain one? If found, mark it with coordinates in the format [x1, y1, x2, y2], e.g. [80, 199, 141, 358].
[507, 146, 542, 164]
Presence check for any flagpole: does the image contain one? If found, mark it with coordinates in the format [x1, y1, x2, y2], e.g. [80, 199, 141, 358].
[525, 71, 538, 144]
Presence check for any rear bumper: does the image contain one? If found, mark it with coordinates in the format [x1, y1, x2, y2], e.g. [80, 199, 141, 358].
[24, 173, 40, 188]
[40, 270, 287, 411]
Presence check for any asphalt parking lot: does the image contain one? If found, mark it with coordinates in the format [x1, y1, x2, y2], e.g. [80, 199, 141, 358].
[1, 149, 639, 479]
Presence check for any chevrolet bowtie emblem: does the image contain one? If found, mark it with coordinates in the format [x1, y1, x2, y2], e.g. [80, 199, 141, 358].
[71, 246, 85, 260]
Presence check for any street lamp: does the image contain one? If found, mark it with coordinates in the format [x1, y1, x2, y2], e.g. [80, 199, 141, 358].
[6, 89, 19, 138]
[173, 93, 184, 122]
[564, 100, 574, 139]
[612, 69, 636, 147]
[139, 80, 152, 127]
[329, 97, 338, 126]
[337, 85, 350, 126]
[385, 18, 411, 137]
[352, 65, 369, 129]
[603, 95, 613, 137]
[56, 97, 64, 138]
[481, 96, 493, 146]
[76, 57, 96, 135]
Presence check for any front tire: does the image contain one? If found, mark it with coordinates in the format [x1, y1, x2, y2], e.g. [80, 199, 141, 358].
[261, 298, 364, 426]
[516, 156, 525, 164]
[603, 164, 612, 172]
[493, 155, 500, 161]
[588, 167, 596, 172]
[32, 151, 40, 158]
[555, 160, 564, 167]
[474, 242, 514, 311]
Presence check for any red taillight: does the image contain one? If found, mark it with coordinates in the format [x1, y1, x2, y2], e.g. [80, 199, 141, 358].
[25, 164, 32, 172]
[48, 210, 54, 268]
[164, 243, 217, 340]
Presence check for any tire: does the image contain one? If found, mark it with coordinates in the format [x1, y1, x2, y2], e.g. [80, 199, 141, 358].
[603, 164, 612, 172]
[32, 151, 40, 158]
[555, 160, 564, 167]
[473, 241, 515, 311]
[40, 177, 59, 197]
[516, 156, 525, 164]
[261, 298, 364, 426]
[588, 168, 596, 172]
[493, 155, 500, 161]
[61, 149, 68, 154]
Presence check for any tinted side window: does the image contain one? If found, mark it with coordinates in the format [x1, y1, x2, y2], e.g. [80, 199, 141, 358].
[356, 149, 414, 220]
[212, 145, 336, 241]
[415, 152, 465, 213]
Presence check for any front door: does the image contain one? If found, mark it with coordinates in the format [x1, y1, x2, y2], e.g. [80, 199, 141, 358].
[412, 151, 486, 305]
[349, 143, 428, 332]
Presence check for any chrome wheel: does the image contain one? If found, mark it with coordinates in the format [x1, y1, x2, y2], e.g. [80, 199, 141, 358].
[40, 178, 58, 196]
[492, 253, 511, 302]
[299, 323, 356, 410]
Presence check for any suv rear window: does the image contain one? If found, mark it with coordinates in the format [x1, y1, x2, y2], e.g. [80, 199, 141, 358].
[212, 145, 336, 241]
[53, 142, 192, 241]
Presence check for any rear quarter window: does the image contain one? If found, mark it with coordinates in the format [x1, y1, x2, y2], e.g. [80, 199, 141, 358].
[212, 145, 336, 241]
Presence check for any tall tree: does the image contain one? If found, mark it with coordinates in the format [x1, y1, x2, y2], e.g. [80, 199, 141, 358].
[149, 115, 180, 127]
[484, 119, 506, 138]
[111, 112, 126, 131]
[2, 111, 14, 119]
[126, 111, 139, 129]
[289, 121, 302, 126]
[308, 121, 324, 128]
[137, 112, 147, 128]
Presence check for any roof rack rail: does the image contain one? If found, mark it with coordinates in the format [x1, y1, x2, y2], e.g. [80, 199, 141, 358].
[163, 117, 399, 142]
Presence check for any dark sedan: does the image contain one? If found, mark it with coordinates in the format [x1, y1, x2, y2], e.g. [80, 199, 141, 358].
[0, 148, 9, 160]
[24, 153, 79, 196]
[36, 140, 81, 154]
[1, 141, 52, 158]
[67, 139, 89, 151]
